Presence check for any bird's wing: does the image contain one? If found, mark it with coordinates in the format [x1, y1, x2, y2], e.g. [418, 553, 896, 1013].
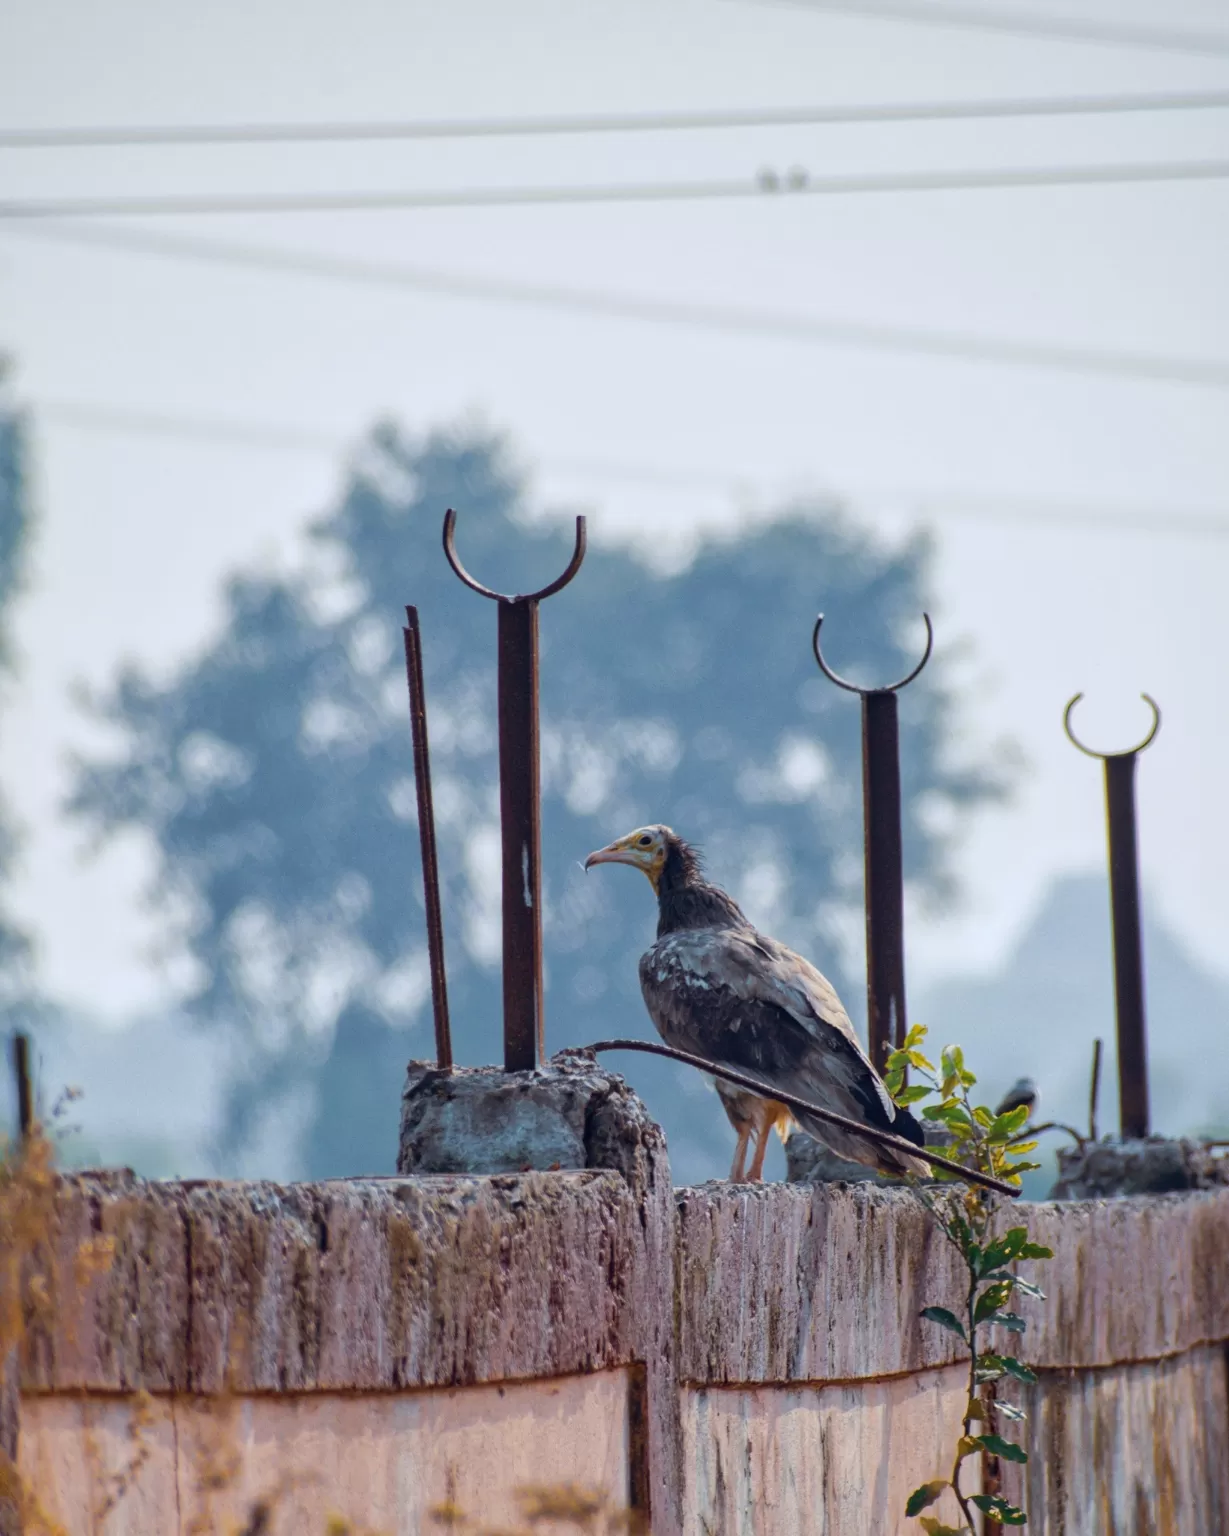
[639, 927, 903, 1140]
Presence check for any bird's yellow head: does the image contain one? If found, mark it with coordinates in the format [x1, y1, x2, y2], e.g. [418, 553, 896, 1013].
[584, 824, 672, 891]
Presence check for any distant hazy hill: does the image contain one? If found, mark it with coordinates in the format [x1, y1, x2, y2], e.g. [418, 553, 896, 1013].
[918, 873, 1229, 1155]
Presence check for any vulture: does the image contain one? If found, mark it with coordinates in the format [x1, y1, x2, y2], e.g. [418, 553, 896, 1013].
[585, 824, 928, 1181]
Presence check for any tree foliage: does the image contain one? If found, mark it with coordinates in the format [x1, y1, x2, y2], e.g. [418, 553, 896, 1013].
[0, 378, 32, 999]
[69, 423, 1007, 1178]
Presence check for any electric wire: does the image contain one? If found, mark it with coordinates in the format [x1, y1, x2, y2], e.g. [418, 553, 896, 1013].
[3, 87, 1229, 148]
[4, 156, 1229, 219]
[742, 0, 1229, 59]
[29, 397, 1229, 543]
[10, 221, 1229, 392]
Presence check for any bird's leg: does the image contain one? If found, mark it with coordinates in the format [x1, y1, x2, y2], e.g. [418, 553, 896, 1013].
[746, 1104, 775, 1182]
[729, 1125, 751, 1183]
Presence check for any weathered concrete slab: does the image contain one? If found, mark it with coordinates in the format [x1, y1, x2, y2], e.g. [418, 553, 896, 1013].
[675, 1181, 1229, 1384]
[19, 1056, 681, 1532]
[675, 1182, 968, 1384]
[682, 1365, 974, 1535]
[1022, 1189, 1229, 1370]
[21, 1370, 633, 1535]
[1008, 1344, 1229, 1534]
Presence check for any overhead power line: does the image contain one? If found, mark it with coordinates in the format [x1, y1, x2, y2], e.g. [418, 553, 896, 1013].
[3, 157, 1229, 219]
[12, 221, 1229, 393]
[4, 87, 1229, 148]
[748, 0, 1229, 59]
[30, 396, 1229, 543]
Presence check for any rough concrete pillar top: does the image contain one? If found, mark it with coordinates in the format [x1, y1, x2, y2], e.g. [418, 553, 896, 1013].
[398, 1051, 663, 1184]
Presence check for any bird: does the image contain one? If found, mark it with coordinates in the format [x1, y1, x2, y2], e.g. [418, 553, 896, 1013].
[710, 1078, 794, 1183]
[584, 824, 929, 1180]
[995, 1077, 1039, 1120]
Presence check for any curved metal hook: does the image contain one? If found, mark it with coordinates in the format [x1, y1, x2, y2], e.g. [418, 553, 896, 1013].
[812, 612, 934, 696]
[442, 507, 587, 604]
[1063, 692, 1161, 760]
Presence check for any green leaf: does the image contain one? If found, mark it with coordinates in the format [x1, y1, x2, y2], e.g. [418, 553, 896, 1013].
[971, 1494, 1027, 1524]
[905, 1480, 949, 1516]
[990, 1311, 1028, 1334]
[904, 1023, 929, 1049]
[895, 1083, 933, 1106]
[924, 1102, 973, 1130]
[974, 1282, 1013, 1323]
[884, 1064, 905, 1097]
[986, 1105, 1030, 1141]
[995, 1401, 1027, 1423]
[1019, 1242, 1054, 1261]
[940, 1044, 965, 1076]
[977, 1434, 1029, 1464]
[920, 1306, 966, 1341]
[919, 1519, 968, 1536]
[906, 1048, 936, 1073]
[980, 1270, 1045, 1301]
[973, 1105, 994, 1128]
[1000, 1357, 1038, 1383]
[980, 1228, 1031, 1273]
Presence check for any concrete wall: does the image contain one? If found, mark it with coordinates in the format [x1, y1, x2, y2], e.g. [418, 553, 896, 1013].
[7, 1069, 1229, 1535]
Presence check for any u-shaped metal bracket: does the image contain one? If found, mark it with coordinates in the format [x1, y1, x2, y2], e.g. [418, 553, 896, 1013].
[1063, 689, 1161, 1141]
[812, 612, 934, 696]
[441, 506, 588, 1073]
[1063, 692, 1161, 760]
[443, 507, 587, 603]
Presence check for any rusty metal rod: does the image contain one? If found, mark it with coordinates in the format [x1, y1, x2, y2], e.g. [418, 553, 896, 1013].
[862, 691, 906, 1074]
[1088, 1036, 1103, 1143]
[1064, 694, 1160, 1141]
[403, 607, 452, 1070]
[12, 1031, 32, 1140]
[497, 598, 543, 1070]
[812, 613, 933, 1074]
[1104, 754, 1148, 1137]
[576, 1037, 1021, 1197]
[442, 508, 586, 1073]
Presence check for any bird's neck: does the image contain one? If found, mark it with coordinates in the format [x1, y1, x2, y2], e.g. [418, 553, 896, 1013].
[655, 844, 747, 937]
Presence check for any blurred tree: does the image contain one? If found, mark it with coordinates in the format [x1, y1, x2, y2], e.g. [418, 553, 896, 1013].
[69, 424, 1008, 1181]
[0, 369, 33, 1006]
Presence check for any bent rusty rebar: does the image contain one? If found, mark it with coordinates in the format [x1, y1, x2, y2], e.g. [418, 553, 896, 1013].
[573, 1037, 1021, 1197]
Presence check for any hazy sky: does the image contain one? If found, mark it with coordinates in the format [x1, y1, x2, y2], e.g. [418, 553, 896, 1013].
[2, 0, 1228, 1027]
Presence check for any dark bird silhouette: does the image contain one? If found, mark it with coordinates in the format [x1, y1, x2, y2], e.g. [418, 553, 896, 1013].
[995, 1076, 1039, 1119]
[585, 824, 928, 1180]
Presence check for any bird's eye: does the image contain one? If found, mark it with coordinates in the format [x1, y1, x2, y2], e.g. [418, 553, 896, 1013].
[638, 834, 653, 847]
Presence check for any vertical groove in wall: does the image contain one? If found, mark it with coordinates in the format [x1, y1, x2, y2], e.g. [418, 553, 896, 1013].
[625, 1362, 651, 1523]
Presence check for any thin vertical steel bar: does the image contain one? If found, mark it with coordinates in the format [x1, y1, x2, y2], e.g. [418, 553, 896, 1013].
[813, 614, 933, 1075]
[1089, 1036, 1103, 1143]
[497, 599, 542, 1070]
[442, 508, 586, 1072]
[12, 1031, 32, 1140]
[403, 606, 452, 1070]
[1104, 754, 1149, 1138]
[861, 692, 906, 1073]
[1063, 693, 1160, 1141]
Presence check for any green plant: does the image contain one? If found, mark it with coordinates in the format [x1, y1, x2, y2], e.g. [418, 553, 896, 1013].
[886, 1025, 1053, 1534]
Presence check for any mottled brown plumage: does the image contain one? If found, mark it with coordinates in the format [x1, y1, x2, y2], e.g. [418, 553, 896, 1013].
[585, 824, 928, 1180]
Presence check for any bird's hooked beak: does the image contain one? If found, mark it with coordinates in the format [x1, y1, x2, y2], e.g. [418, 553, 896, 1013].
[584, 831, 663, 887]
